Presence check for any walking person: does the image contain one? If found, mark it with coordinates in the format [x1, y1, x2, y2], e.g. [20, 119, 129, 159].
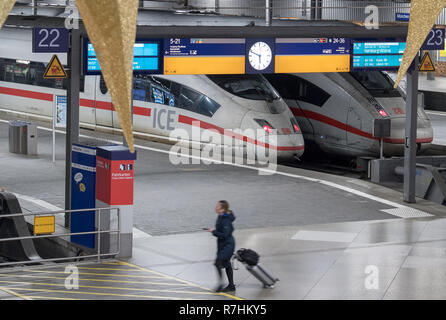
[207, 200, 236, 292]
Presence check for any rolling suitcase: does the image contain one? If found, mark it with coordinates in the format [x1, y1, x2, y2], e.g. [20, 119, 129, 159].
[234, 248, 279, 289]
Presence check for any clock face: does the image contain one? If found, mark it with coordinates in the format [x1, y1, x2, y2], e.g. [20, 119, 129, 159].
[248, 42, 273, 71]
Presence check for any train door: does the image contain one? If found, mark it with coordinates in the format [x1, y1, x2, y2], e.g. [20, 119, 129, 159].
[346, 107, 362, 148]
[79, 75, 96, 125]
[95, 75, 114, 128]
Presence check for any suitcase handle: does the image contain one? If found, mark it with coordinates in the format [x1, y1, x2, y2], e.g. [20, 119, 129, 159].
[231, 255, 239, 271]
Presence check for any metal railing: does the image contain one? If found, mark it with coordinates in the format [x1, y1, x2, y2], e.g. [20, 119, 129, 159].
[0, 207, 120, 268]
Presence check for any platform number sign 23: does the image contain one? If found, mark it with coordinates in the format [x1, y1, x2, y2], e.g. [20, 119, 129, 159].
[33, 28, 69, 53]
[421, 28, 446, 51]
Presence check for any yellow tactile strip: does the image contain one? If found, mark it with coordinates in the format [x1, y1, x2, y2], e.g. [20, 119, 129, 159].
[0, 260, 242, 301]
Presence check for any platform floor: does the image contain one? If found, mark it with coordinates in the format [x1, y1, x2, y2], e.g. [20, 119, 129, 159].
[0, 261, 238, 300]
[129, 215, 446, 300]
[1, 117, 446, 299]
[3, 215, 446, 300]
[419, 75, 446, 93]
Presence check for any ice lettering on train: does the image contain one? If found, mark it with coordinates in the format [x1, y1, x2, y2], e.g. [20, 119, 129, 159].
[152, 108, 176, 131]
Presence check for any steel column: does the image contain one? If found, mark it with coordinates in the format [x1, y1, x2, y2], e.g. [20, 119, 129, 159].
[65, 29, 81, 227]
[404, 54, 419, 203]
[266, 0, 272, 26]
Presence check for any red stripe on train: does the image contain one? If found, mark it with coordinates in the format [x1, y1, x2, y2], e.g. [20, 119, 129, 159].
[178, 115, 304, 151]
[0, 86, 53, 102]
[0, 85, 302, 151]
[291, 107, 433, 144]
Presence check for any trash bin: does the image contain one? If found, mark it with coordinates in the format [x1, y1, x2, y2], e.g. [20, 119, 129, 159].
[8, 120, 37, 155]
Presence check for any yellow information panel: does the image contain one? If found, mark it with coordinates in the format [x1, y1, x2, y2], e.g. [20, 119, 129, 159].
[275, 55, 351, 73]
[34, 216, 56, 235]
[164, 56, 245, 75]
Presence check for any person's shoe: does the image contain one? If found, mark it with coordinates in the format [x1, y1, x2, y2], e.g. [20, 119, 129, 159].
[214, 284, 224, 292]
[222, 284, 236, 292]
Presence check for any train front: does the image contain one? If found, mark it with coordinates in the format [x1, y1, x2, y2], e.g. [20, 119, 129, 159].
[207, 74, 305, 162]
[351, 72, 434, 156]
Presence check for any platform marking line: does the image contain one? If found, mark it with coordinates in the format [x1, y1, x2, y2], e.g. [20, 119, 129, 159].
[0, 118, 433, 222]
[5, 287, 201, 300]
[119, 261, 243, 300]
[75, 266, 146, 272]
[21, 269, 170, 279]
[0, 273, 192, 287]
[0, 279, 222, 296]
[25, 295, 83, 300]
[0, 286, 31, 300]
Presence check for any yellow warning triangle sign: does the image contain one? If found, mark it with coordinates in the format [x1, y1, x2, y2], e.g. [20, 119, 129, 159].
[419, 52, 436, 72]
[43, 55, 68, 79]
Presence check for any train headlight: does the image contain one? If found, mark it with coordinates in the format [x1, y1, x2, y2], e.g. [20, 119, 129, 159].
[254, 119, 275, 134]
[378, 109, 389, 117]
[374, 103, 389, 118]
[290, 118, 301, 133]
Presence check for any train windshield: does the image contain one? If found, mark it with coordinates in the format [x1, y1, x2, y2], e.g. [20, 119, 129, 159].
[207, 74, 280, 101]
[350, 71, 402, 98]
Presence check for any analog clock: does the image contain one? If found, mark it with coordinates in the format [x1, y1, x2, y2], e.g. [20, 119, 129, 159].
[248, 42, 273, 71]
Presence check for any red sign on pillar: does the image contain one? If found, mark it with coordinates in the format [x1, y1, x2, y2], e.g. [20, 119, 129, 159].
[96, 146, 137, 206]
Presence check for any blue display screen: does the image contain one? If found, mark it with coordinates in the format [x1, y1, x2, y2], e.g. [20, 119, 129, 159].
[351, 40, 405, 70]
[353, 42, 406, 55]
[85, 39, 163, 75]
[353, 55, 403, 68]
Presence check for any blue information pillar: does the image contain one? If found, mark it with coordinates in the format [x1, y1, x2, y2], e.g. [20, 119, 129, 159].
[70, 141, 114, 248]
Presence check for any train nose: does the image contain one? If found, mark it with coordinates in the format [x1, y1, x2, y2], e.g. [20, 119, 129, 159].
[382, 117, 433, 155]
[240, 111, 305, 161]
[255, 133, 305, 161]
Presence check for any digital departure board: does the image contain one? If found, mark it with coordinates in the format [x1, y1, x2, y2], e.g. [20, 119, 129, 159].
[353, 42, 406, 55]
[84, 39, 163, 75]
[351, 40, 405, 71]
[275, 38, 351, 73]
[163, 38, 246, 74]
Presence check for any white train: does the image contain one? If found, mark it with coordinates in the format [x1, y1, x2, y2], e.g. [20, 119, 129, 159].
[0, 28, 305, 161]
[266, 72, 434, 158]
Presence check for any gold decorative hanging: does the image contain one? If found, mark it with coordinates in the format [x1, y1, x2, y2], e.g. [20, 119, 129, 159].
[76, 0, 138, 152]
[0, 0, 16, 28]
[394, 0, 446, 87]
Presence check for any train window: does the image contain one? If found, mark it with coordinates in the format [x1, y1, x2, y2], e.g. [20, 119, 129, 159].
[296, 77, 331, 107]
[207, 74, 279, 101]
[152, 77, 171, 91]
[196, 96, 221, 117]
[264, 74, 300, 100]
[350, 71, 401, 98]
[147, 77, 176, 107]
[0, 58, 85, 92]
[179, 86, 201, 112]
[133, 77, 150, 102]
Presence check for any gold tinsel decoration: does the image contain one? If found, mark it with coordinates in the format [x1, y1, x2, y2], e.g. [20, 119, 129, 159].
[394, 0, 446, 88]
[76, 0, 138, 152]
[0, 0, 16, 28]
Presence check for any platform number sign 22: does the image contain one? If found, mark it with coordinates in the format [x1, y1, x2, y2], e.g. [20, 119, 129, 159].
[33, 28, 69, 53]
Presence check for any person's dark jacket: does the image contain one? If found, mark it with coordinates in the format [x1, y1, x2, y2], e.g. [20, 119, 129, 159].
[212, 212, 236, 262]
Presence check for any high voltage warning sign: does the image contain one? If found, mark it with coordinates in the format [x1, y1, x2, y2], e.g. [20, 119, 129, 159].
[43, 54, 68, 79]
[419, 52, 436, 72]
